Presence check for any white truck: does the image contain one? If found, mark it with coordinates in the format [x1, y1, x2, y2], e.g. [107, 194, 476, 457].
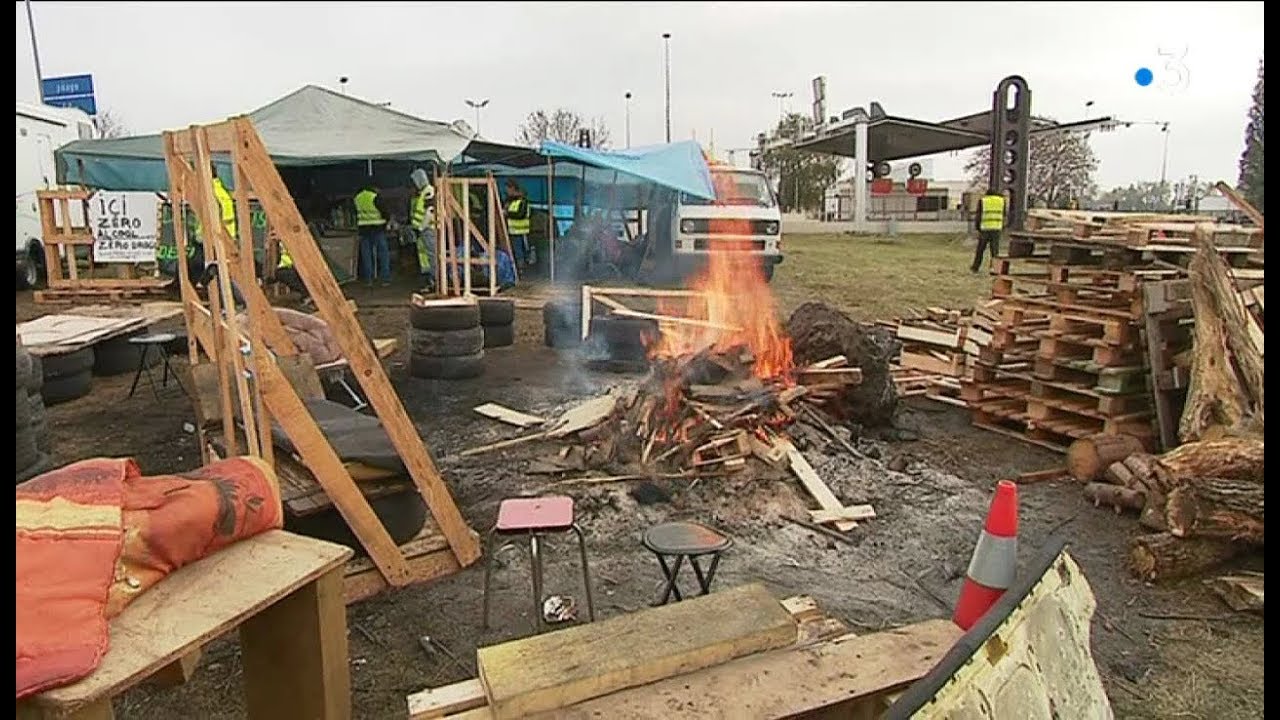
[16, 101, 98, 289]
[652, 163, 784, 283]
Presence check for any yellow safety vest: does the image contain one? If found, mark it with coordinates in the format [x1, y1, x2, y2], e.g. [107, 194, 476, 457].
[979, 194, 1006, 231]
[354, 189, 385, 226]
[212, 177, 237, 238]
[506, 197, 530, 236]
[278, 245, 294, 269]
[410, 187, 435, 230]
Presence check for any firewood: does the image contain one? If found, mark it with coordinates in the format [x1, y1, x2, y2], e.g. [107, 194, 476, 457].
[1139, 491, 1169, 531]
[1067, 433, 1145, 482]
[1104, 461, 1135, 487]
[1165, 476, 1265, 545]
[808, 355, 848, 370]
[1123, 453, 1178, 495]
[1157, 438, 1265, 483]
[1129, 532, 1243, 583]
[1083, 483, 1146, 514]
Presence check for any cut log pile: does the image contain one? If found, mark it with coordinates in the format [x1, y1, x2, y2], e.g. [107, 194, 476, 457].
[962, 208, 1264, 453]
[1066, 433, 1264, 583]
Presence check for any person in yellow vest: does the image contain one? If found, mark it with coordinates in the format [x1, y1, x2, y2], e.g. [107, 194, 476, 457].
[971, 187, 1007, 274]
[505, 179, 533, 268]
[199, 162, 247, 307]
[273, 242, 312, 307]
[353, 181, 393, 287]
[408, 168, 437, 291]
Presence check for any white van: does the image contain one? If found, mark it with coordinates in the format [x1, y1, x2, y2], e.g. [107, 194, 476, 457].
[663, 164, 784, 282]
[16, 101, 97, 288]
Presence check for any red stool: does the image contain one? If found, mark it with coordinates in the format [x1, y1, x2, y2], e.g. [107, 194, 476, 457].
[481, 496, 595, 633]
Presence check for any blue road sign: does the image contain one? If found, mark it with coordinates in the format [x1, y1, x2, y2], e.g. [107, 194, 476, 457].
[42, 74, 97, 116]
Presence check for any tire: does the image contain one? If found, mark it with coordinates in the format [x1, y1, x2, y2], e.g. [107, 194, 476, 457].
[589, 315, 660, 349]
[42, 347, 95, 381]
[543, 299, 582, 349]
[409, 326, 484, 358]
[16, 452, 51, 486]
[544, 323, 581, 349]
[284, 490, 428, 555]
[409, 351, 485, 380]
[477, 297, 516, 326]
[93, 332, 162, 377]
[482, 323, 515, 348]
[42, 369, 93, 405]
[15, 429, 39, 475]
[16, 393, 32, 427]
[409, 301, 481, 331]
[762, 261, 776, 283]
[27, 355, 43, 393]
[16, 247, 43, 291]
[16, 345, 33, 390]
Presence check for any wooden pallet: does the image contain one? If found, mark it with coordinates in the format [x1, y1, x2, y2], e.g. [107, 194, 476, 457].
[33, 282, 171, 305]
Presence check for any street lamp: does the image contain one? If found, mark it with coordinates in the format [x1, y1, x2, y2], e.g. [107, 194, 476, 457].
[771, 91, 793, 120]
[465, 99, 490, 136]
[25, 0, 45, 101]
[1159, 122, 1171, 188]
[625, 92, 633, 148]
[338, 76, 349, 95]
[662, 33, 672, 143]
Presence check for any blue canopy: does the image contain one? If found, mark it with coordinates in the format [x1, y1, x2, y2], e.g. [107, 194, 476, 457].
[538, 140, 715, 201]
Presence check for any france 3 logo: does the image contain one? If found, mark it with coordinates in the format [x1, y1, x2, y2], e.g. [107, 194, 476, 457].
[1134, 45, 1191, 94]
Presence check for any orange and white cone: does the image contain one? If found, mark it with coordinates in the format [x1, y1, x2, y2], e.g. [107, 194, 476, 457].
[953, 479, 1019, 631]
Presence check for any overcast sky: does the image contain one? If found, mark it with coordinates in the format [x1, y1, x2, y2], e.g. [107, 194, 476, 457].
[15, 1, 1263, 189]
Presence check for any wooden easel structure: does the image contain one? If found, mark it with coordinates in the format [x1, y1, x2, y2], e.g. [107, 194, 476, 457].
[162, 116, 480, 602]
[32, 188, 170, 304]
[433, 173, 519, 296]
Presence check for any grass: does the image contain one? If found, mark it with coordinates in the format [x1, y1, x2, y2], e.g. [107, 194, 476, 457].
[771, 233, 991, 321]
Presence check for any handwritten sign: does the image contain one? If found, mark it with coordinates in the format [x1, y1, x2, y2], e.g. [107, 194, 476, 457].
[89, 191, 159, 263]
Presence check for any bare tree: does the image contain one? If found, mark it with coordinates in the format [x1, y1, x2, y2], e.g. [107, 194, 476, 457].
[965, 120, 1099, 208]
[516, 109, 612, 149]
[94, 110, 129, 138]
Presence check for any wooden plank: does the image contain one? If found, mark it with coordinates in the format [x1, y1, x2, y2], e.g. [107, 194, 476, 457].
[777, 439, 857, 532]
[240, 564, 350, 719]
[779, 595, 823, 624]
[530, 620, 962, 719]
[234, 118, 480, 568]
[473, 403, 546, 429]
[547, 395, 618, 437]
[808, 504, 876, 525]
[476, 584, 797, 720]
[897, 324, 962, 348]
[25, 532, 351, 715]
[408, 679, 487, 719]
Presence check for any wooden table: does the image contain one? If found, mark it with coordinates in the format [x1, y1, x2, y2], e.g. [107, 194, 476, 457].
[17, 530, 354, 720]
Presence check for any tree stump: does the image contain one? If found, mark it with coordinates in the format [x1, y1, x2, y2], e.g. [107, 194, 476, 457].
[1129, 532, 1242, 582]
[1067, 433, 1145, 482]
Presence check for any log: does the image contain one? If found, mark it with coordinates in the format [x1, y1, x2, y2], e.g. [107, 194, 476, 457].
[1083, 483, 1146, 513]
[1139, 490, 1169, 531]
[1067, 433, 1145, 482]
[1157, 438, 1265, 483]
[1104, 461, 1136, 487]
[1165, 477, 1265, 545]
[1123, 453, 1178, 495]
[1128, 532, 1243, 582]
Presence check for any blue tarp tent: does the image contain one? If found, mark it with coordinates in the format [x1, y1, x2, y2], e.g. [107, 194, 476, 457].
[537, 140, 715, 201]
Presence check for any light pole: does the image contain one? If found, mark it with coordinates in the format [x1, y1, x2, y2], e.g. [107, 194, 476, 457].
[25, 0, 45, 101]
[771, 91, 793, 120]
[1159, 122, 1171, 188]
[466, 99, 490, 136]
[624, 92, 633, 148]
[338, 76, 349, 95]
[662, 33, 672, 143]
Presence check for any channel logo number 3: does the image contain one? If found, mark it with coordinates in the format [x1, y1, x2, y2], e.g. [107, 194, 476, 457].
[1136, 46, 1191, 93]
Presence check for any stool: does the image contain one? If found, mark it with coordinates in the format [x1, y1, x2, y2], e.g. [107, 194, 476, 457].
[642, 521, 733, 605]
[482, 496, 595, 633]
[127, 332, 182, 400]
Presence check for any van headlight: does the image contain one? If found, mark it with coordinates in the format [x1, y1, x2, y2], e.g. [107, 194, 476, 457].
[680, 220, 696, 234]
[764, 221, 780, 235]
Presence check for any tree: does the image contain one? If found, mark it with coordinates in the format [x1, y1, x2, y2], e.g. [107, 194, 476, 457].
[964, 119, 1099, 208]
[1237, 58, 1263, 212]
[755, 113, 843, 213]
[1096, 181, 1172, 212]
[93, 110, 129, 138]
[516, 109, 611, 149]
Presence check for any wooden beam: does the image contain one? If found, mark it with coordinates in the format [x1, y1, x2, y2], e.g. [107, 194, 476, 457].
[407, 679, 487, 719]
[777, 439, 857, 532]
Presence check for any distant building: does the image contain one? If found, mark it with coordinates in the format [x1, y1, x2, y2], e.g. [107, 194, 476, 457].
[822, 161, 979, 221]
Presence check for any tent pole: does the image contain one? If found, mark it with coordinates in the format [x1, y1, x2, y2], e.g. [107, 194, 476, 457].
[577, 165, 586, 221]
[547, 159, 556, 284]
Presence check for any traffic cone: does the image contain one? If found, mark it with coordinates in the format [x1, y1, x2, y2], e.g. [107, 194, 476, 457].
[953, 480, 1019, 631]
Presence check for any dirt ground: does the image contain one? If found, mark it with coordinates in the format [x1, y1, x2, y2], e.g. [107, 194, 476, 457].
[16, 268, 1263, 720]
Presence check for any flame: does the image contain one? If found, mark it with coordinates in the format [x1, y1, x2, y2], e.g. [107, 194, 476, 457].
[650, 238, 793, 379]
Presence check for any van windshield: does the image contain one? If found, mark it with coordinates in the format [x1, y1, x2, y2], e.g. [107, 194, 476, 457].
[683, 170, 778, 208]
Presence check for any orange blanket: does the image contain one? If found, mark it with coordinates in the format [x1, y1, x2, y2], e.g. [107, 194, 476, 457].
[15, 456, 282, 700]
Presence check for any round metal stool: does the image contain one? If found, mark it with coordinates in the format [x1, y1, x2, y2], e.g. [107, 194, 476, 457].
[642, 521, 733, 605]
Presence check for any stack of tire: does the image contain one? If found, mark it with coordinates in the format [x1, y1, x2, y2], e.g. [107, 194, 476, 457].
[584, 314, 660, 373]
[543, 298, 582, 349]
[40, 346, 96, 406]
[409, 299, 485, 380]
[478, 298, 516, 349]
[16, 338, 52, 482]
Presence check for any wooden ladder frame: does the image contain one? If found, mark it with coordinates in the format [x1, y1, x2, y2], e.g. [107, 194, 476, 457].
[162, 116, 480, 602]
[434, 173, 519, 297]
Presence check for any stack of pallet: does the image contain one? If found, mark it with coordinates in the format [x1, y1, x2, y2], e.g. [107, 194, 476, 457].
[885, 307, 977, 406]
[962, 209, 1263, 453]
